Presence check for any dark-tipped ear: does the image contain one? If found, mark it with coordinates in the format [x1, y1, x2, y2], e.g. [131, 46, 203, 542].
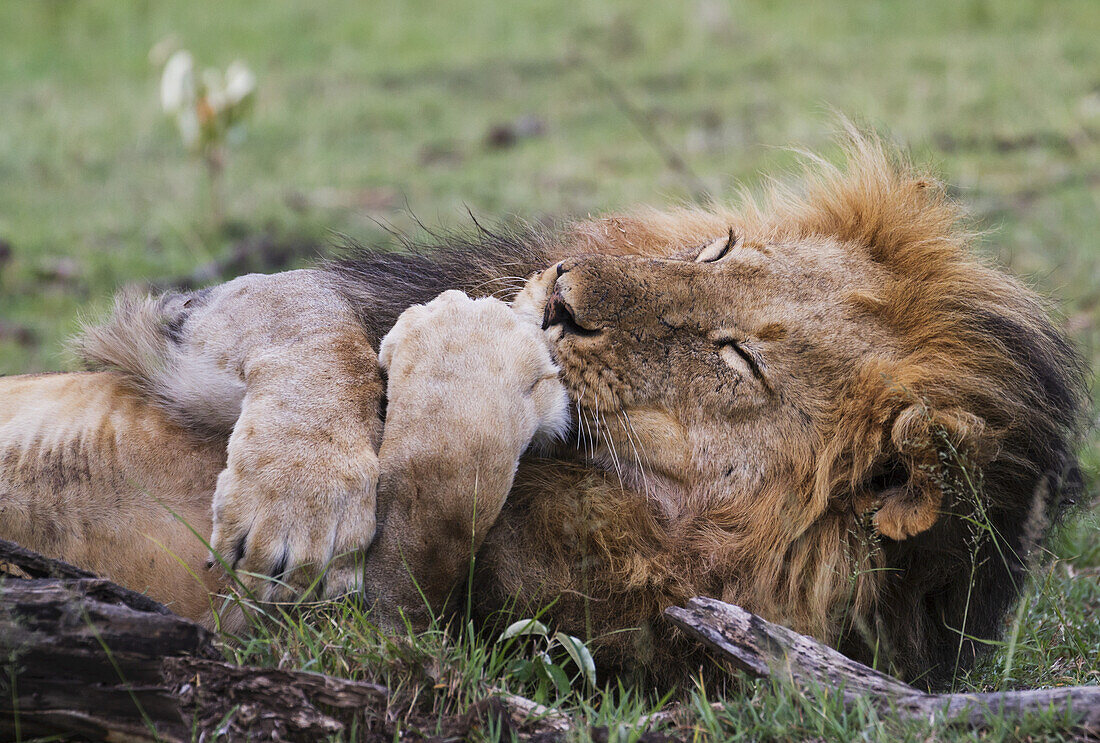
[873, 404, 991, 541]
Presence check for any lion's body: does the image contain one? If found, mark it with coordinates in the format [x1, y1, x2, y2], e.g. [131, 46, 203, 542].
[0, 131, 1086, 687]
[0, 372, 226, 620]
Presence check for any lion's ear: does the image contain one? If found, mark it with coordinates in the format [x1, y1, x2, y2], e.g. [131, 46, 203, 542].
[872, 404, 990, 541]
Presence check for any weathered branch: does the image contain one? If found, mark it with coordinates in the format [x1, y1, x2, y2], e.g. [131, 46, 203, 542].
[1, 537, 97, 579]
[1, 539, 219, 741]
[0, 539, 387, 741]
[485, 689, 573, 735]
[164, 657, 388, 740]
[665, 596, 1100, 736]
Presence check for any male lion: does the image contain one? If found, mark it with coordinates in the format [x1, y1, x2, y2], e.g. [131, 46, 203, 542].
[0, 131, 1087, 687]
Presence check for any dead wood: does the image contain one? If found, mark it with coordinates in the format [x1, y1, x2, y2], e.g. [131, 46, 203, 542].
[0, 539, 387, 742]
[665, 596, 1099, 736]
[164, 657, 388, 740]
[483, 689, 573, 735]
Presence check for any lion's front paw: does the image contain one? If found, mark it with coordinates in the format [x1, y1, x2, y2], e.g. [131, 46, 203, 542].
[380, 290, 571, 448]
[361, 291, 570, 626]
[210, 422, 379, 603]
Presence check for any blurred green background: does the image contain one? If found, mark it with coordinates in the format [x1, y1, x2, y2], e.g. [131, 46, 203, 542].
[2, 0, 1098, 395]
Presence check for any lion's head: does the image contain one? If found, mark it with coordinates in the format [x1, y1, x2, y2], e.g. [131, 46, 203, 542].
[508, 130, 1088, 684]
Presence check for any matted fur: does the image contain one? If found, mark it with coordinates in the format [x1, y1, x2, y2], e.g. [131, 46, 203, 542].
[10, 128, 1085, 689]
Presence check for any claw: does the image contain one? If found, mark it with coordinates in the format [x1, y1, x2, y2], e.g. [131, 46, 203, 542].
[231, 533, 247, 568]
[271, 545, 289, 580]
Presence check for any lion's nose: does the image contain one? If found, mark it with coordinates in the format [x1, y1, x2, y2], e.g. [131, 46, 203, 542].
[542, 288, 576, 331]
[542, 260, 603, 335]
[542, 285, 602, 336]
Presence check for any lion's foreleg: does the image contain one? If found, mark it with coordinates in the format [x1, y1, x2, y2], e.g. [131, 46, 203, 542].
[80, 270, 385, 600]
[361, 291, 569, 628]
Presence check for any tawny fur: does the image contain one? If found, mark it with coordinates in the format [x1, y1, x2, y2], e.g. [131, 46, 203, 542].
[0, 372, 227, 622]
[0, 129, 1085, 688]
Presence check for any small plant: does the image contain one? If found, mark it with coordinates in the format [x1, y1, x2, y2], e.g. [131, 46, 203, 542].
[158, 47, 256, 228]
[496, 618, 597, 703]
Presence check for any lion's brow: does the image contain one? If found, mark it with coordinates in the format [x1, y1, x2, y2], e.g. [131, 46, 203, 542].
[740, 238, 771, 254]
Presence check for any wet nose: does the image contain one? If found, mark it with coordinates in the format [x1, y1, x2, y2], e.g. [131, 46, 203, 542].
[541, 260, 603, 336]
[542, 288, 576, 331]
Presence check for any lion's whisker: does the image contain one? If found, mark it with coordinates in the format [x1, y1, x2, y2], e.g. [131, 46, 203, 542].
[488, 287, 526, 300]
[486, 281, 527, 292]
[576, 385, 594, 457]
[470, 278, 531, 300]
[598, 409, 626, 492]
[468, 275, 530, 292]
[619, 413, 649, 497]
[617, 410, 652, 499]
[574, 399, 585, 451]
[587, 394, 598, 460]
[621, 409, 654, 474]
[592, 391, 603, 461]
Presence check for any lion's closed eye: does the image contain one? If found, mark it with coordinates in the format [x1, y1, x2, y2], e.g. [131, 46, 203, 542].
[713, 335, 767, 383]
[695, 228, 737, 263]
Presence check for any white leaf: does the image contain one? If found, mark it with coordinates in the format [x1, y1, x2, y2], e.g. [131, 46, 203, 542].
[176, 108, 200, 149]
[499, 618, 549, 641]
[224, 61, 256, 105]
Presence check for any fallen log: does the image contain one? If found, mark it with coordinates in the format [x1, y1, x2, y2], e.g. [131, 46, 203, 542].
[665, 596, 1100, 736]
[164, 657, 388, 740]
[0, 538, 387, 742]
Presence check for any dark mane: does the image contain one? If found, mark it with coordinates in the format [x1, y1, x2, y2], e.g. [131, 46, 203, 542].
[323, 220, 558, 346]
[763, 132, 1092, 684]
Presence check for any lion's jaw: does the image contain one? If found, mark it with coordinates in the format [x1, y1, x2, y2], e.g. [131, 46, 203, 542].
[513, 263, 688, 501]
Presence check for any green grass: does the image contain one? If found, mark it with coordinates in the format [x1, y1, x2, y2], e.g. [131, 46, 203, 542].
[1, 0, 1098, 740]
[218, 529, 1100, 742]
